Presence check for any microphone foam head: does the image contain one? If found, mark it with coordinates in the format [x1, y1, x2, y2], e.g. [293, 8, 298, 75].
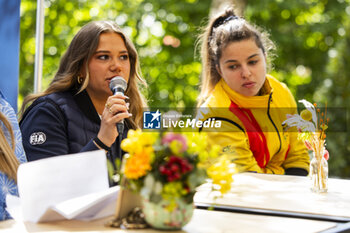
[109, 76, 127, 92]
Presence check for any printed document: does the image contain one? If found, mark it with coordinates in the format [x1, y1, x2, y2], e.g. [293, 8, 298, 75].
[6, 150, 119, 222]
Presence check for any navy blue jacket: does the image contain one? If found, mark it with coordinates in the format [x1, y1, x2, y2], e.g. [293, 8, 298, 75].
[20, 89, 128, 165]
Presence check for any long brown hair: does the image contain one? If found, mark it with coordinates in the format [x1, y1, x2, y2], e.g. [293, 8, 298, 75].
[197, 7, 275, 106]
[0, 112, 19, 182]
[20, 21, 147, 129]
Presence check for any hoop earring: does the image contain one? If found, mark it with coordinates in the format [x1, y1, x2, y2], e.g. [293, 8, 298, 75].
[77, 75, 84, 84]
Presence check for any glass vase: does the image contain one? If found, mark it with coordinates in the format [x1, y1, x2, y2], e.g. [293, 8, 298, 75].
[309, 153, 328, 193]
[141, 197, 194, 230]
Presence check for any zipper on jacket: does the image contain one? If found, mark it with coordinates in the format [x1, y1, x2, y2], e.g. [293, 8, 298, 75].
[267, 93, 282, 155]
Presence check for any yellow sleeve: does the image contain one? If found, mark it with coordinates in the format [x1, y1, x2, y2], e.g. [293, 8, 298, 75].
[203, 120, 264, 173]
[283, 132, 310, 172]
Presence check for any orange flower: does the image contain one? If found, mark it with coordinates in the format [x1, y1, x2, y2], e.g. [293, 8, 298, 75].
[124, 148, 153, 179]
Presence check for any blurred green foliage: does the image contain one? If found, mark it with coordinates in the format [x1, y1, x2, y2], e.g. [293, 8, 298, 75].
[19, 0, 350, 177]
[19, 0, 211, 108]
[244, 0, 350, 178]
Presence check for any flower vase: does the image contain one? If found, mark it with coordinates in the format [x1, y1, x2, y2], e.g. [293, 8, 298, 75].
[309, 152, 328, 193]
[141, 197, 194, 230]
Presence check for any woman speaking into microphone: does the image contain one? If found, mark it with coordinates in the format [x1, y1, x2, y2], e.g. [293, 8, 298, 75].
[20, 21, 147, 167]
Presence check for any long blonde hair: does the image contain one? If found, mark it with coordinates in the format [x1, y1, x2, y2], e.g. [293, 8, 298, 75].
[197, 7, 275, 106]
[0, 112, 19, 182]
[20, 21, 147, 129]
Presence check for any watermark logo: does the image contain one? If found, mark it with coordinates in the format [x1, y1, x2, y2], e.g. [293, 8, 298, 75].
[143, 110, 161, 129]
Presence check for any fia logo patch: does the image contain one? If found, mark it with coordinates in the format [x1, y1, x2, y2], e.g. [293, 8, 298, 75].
[29, 132, 46, 145]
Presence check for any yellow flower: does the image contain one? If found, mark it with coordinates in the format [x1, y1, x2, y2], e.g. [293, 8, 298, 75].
[320, 123, 328, 131]
[122, 130, 236, 199]
[161, 182, 188, 211]
[184, 132, 222, 170]
[124, 148, 153, 179]
[300, 109, 312, 121]
[162, 182, 187, 199]
[121, 129, 158, 155]
[139, 131, 158, 147]
[169, 140, 183, 155]
[207, 156, 236, 194]
[185, 132, 207, 154]
[121, 130, 159, 180]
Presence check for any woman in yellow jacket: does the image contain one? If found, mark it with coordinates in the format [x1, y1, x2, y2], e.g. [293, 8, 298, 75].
[197, 7, 309, 175]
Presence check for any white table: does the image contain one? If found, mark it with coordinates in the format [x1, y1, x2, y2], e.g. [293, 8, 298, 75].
[2, 173, 349, 232]
[0, 209, 338, 233]
[195, 173, 350, 222]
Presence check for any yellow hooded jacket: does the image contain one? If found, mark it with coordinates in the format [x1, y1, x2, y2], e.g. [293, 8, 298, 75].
[198, 75, 310, 174]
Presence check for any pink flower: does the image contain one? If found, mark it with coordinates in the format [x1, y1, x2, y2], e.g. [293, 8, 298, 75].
[324, 149, 329, 160]
[162, 133, 188, 153]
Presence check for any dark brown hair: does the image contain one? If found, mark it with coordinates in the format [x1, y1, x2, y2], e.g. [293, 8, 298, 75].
[20, 21, 147, 129]
[197, 7, 275, 106]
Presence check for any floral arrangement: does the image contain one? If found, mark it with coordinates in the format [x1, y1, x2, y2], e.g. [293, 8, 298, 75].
[120, 129, 236, 204]
[283, 99, 329, 192]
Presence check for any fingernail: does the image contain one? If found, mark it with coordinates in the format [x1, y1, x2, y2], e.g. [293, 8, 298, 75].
[124, 95, 130, 99]
[126, 103, 130, 110]
[128, 113, 133, 117]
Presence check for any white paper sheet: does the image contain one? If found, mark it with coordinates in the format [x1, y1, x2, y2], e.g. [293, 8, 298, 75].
[6, 150, 119, 223]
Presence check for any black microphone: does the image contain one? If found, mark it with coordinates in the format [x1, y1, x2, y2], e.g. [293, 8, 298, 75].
[109, 76, 128, 134]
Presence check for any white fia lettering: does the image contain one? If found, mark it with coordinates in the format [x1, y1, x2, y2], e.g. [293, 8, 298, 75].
[29, 132, 46, 145]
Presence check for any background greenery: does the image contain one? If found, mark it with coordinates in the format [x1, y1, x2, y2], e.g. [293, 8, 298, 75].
[19, 0, 350, 178]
